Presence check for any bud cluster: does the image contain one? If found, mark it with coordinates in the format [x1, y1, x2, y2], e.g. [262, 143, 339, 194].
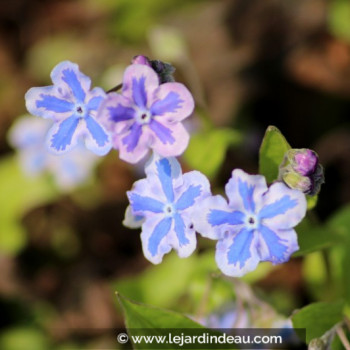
[279, 149, 324, 195]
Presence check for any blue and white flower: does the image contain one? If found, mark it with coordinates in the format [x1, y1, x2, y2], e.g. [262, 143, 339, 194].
[125, 154, 211, 264]
[194, 169, 307, 277]
[25, 61, 111, 155]
[8, 115, 99, 190]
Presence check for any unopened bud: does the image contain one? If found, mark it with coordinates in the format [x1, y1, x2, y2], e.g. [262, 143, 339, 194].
[131, 55, 152, 67]
[279, 149, 324, 195]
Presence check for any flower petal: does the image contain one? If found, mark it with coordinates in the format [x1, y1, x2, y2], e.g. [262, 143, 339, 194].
[149, 119, 176, 145]
[175, 171, 211, 211]
[25, 86, 74, 120]
[145, 154, 183, 191]
[150, 121, 190, 157]
[151, 82, 194, 122]
[122, 64, 159, 108]
[46, 116, 80, 154]
[123, 205, 145, 229]
[173, 212, 197, 258]
[84, 115, 112, 156]
[50, 61, 91, 102]
[141, 216, 173, 264]
[257, 226, 299, 264]
[193, 195, 237, 240]
[118, 126, 151, 164]
[259, 182, 307, 229]
[155, 157, 175, 202]
[127, 192, 164, 214]
[215, 228, 259, 277]
[87, 87, 107, 111]
[225, 169, 268, 213]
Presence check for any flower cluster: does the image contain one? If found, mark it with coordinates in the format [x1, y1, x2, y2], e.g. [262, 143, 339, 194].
[20, 57, 315, 277]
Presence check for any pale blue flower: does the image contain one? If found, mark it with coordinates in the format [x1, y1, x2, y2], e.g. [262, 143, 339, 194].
[124, 154, 210, 264]
[194, 169, 307, 277]
[25, 61, 111, 155]
[8, 115, 99, 190]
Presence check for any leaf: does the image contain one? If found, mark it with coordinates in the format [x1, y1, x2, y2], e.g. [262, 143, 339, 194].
[292, 300, 344, 343]
[259, 126, 291, 183]
[306, 195, 318, 210]
[112, 251, 233, 314]
[294, 219, 338, 257]
[184, 128, 242, 179]
[117, 293, 209, 349]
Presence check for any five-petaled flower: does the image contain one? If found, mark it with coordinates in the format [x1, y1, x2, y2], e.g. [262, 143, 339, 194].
[8, 115, 99, 190]
[98, 64, 194, 164]
[193, 169, 307, 277]
[124, 155, 210, 264]
[25, 61, 111, 156]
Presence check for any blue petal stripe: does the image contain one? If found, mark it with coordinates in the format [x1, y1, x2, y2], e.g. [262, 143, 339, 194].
[174, 213, 189, 245]
[176, 185, 201, 210]
[85, 115, 109, 147]
[227, 228, 253, 268]
[108, 105, 135, 122]
[149, 120, 175, 145]
[238, 179, 255, 212]
[62, 68, 86, 102]
[150, 91, 184, 116]
[258, 195, 297, 219]
[87, 96, 104, 111]
[36, 94, 74, 113]
[208, 210, 245, 226]
[129, 193, 164, 213]
[148, 217, 172, 256]
[259, 225, 288, 262]
[156, 158, 174, 202]
[132, 76, 147, 108]
[122, 123, 142, 152]
[49, 116, 79, 152]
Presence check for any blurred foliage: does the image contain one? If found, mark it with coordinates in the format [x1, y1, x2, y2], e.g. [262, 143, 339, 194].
[0, 156, 58, 255]
[184, 128, 242, 180]
[329, 0, 350, 43]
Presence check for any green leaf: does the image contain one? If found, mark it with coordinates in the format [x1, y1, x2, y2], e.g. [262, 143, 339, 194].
[306, 195, 318, 210]
[0, 156, 58, 254]
[117, 293, 204, 329]
[259, 126, 291, 183]
[117, 293, 208, 349]
[292, 300, 344, 343]
[294, 219, 337, 257]
[184, 128, 242, 179]
[328, 0, 350, 43]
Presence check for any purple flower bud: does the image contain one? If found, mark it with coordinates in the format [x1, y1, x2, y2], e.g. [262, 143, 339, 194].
[131, 55, 152, 67]
[293, 149, 318, 175]
[279, 148, 324, 196]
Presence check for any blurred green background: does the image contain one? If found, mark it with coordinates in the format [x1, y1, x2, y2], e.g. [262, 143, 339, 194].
[1, 0, 350, 349]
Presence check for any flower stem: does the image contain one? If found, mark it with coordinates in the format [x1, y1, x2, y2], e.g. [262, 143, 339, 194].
[336, 326, 350, 350]
[107, 83, 123, 93]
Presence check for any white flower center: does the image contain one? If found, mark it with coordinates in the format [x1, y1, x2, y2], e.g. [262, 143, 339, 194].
[75, 104, 86, 118]
[163, 203, 175, 216]
[136, 109, 152, 125]
[245, 214, 259, 229]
